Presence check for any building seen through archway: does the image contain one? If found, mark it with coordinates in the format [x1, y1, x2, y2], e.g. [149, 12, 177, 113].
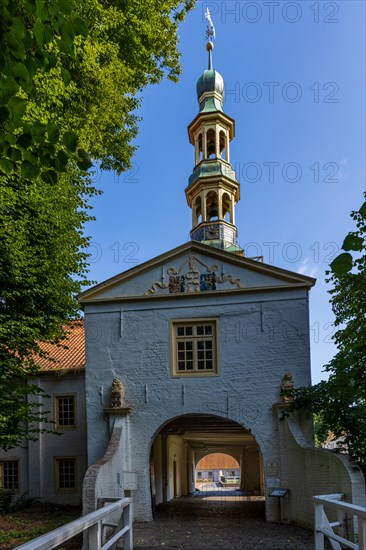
[196, 452, 241, 486]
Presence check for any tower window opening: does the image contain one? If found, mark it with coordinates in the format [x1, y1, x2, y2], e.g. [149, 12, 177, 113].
[195, 197, 202, 224]
[207, 191, 219, 221]
[198, 133, 203, 161]
[222, 193, 231, 222]
[206, 129, 216, 159]
[219, 131, 227, 160]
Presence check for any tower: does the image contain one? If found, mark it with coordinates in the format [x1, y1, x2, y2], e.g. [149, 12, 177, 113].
[185, 42, 243, 255]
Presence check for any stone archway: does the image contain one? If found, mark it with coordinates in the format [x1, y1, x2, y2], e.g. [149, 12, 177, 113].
[149, 413, 265, 516]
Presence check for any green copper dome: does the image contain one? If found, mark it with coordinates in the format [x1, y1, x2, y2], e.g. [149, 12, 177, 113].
[196, 69, 224, 112]
[196, 69, 224, 100]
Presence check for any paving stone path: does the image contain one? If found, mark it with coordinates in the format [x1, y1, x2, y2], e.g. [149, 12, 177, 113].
[133, 493, 325, 550]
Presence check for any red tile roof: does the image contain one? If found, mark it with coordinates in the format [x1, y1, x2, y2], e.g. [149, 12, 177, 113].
[197, 453, 240, 470]
[35, 320, 85, 373]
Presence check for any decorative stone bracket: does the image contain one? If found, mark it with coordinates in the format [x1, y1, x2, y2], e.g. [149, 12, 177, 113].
[103, 407, 132, 422]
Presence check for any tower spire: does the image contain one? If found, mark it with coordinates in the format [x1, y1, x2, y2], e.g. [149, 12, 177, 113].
[205, 7, 215, 70]
[184, 29, 243, 255]
[207, 41, 213, 70]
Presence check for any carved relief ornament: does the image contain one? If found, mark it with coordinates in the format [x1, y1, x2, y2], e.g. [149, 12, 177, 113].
[145, 254, 244, 295]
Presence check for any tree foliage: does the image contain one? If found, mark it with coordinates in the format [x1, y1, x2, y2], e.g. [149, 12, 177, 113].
[0, 0, 195, 449]
[294, 195, 366, 471]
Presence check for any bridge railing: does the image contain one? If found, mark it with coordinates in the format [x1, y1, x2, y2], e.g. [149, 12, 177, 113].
[14, 496, 133, 550]
[314, 493, 366, 550]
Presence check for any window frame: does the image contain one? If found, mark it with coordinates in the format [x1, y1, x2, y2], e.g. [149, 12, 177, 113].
[170, 318, 220, 378]
[54, 394, 77, 431]
[54, 457, 78, 494]
[0, 459, 19, 492]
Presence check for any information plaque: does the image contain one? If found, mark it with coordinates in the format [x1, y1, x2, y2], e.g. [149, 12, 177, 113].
[269, 489, 289, 497]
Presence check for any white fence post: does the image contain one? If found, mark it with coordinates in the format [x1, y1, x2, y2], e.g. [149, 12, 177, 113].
[123, 502, 133, 550]
[359, 516, 366, 550]
[315, 500, 325, 550]
[88, 521, 102, 549]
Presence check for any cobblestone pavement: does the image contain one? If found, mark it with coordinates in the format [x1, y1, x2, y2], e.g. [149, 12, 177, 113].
[133, 493, 324, 550]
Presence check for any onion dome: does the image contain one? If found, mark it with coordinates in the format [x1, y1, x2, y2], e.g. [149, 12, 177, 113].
[196, 42, 224, 112]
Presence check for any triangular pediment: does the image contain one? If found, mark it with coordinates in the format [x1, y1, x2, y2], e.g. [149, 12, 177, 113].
[78, 242, 315, 304]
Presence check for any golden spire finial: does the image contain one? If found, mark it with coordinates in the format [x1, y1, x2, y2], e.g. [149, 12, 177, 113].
[206, 41, 214, 70]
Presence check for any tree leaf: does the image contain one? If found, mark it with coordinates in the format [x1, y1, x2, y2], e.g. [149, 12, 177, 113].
[21, 160, 40, 178]
[11, 147, 22, 161]
[8, 96, 27, 117]
[5, 133, 17, 145]
[63, 130, 78, 152]
[44, 24, 54, 44]
[18, 133, 32, 148]
[5, 32, 26, 60]
[0, 157, 13, 174]
[59, 22, 75, 56]
[359, 202, 366, 220]
[48, 53, 57, 68]
[47, 122, 60, 144]
[24, 57, 37, 79]
[34, 48, 46, 68]
[31, 121, 47, 137]
[72, 16, 88, 37]
[24, 0, 36, 14]
[12, 62, 29, 82]
[19, 78, 33, 93]
[59, 0, 72, 15]
[77, 148, 93, 170]
[33, 21, 46, 45]
[0, 106, 10, 123]
[342, 234, 364, 252]
[23, 150, 38, 163]
[10, 18, 26, 39]
[22, 31, 33, 50]
[35, 0, 48, 20]
[58, 37, 74, 56]
[0, 77, 20, 101]
[40, 153, 54, 167]
[57, 149, 69, 166]
[61, 22, 75, 41]
[41, 168, 58, 184]
[61, 68, 71, 86]
[330, 252, 353, 274]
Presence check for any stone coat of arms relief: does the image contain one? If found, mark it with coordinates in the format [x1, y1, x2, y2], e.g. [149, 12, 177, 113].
[145, 255, 244, 295]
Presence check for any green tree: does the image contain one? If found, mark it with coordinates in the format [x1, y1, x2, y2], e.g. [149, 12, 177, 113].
[313, 412, 329, 448]
[294, 196, 366, 471]
[0, 0, 195, 450]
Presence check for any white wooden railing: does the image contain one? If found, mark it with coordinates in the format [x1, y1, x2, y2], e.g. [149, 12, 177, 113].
[14, 497, 133, 550]
[314, 493, 366, 550]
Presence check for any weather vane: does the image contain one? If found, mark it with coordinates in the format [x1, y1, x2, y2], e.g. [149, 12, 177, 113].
[205, 7, 216, 42]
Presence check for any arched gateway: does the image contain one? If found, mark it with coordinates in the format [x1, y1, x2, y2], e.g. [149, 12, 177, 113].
[150, 414, 264, 508]
[80, 39, 365, 530]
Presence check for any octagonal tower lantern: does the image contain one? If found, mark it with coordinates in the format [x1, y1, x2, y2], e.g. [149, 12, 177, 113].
[185, 41, 243, 255]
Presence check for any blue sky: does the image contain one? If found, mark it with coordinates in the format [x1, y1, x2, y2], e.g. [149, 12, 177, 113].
[84, 1, 365, 384]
